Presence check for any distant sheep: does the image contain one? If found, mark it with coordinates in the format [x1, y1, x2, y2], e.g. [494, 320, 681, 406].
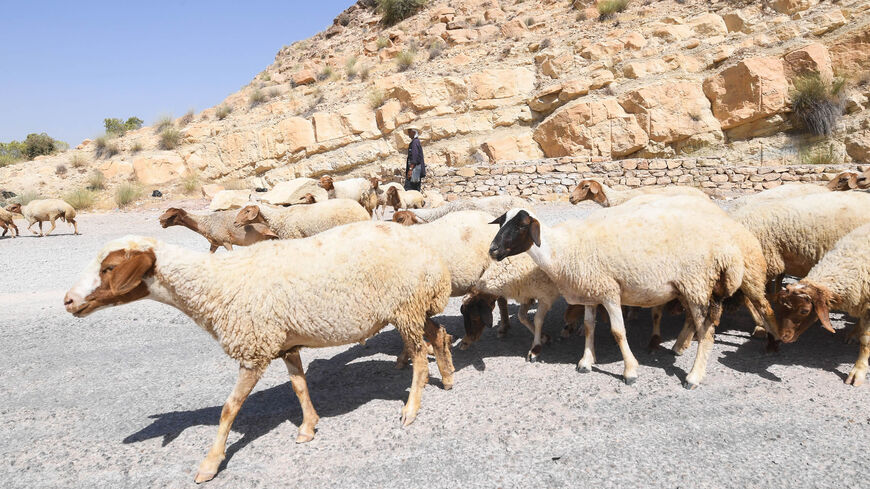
[159, 207, 278, 252]
[386, 186, 424, 212]
[319, 175, 378, 215]
[569, 179, 707, 206]
[0, 206, 19, 238]
[6, 199, 78, 236]
[234, 199, 370, 239]
[410, 195, 532, 222]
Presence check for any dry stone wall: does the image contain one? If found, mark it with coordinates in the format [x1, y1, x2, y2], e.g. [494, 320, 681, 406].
[428, 157, 867, 201]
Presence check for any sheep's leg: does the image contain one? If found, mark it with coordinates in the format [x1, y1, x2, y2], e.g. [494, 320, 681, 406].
[672, 315, 695, 356]
[223, 243, 234, 252]
[845, 317, 870, 387]
[282, 349, 320, 443]
[208, 243, 219, 253]
[424, 318, 454, 390]
[400, 339, 428, 427]
[26, 219, 38, 235]
[496, 297, 510, 336]
[602, 300, 639, 385]
[195, 365, 263, 484]
[844, 323, 862, 344]
[648, 305, 664, 351]
[562, 304, 584, 338]
[577, 305, 597, 372]
[525, 300, 552, 363]
[44, 217, 57, 236]
[70, 218, 79, 235]
[683, 303, 721, 390]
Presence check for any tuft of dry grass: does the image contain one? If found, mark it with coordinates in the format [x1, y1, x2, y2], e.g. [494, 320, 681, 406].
[114, 182, 142, 208]
[69, 153, 88, 169]
[598, 0, 629, 20]
[158, 128, 182, 150]
[216, 105, 233, 120]
[369, 89, 386, 109]
[791, 73, 845, 136]
[154, 115, 173, 133]
[63, 188, 96, 210]
[87, 170, 106, 190]
[180, 172, 200, 194]
[396, 50, 415, 72]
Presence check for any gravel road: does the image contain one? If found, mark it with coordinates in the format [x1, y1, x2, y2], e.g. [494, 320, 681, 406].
[1, 203, 868, 488]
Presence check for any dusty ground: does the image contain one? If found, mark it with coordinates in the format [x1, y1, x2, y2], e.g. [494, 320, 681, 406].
[1, 202, 868, 489]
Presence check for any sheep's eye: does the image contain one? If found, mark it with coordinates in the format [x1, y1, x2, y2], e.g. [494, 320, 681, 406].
[101, 265, 115, 274]
[799, 308, 811, 315]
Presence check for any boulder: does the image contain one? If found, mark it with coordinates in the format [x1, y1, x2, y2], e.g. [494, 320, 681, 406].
[132, 153, 187, 185]
[312, 112, 349, 142]
[722, 11, 749, 33]
[292, 69, 316, 86]
[99, 160, 134, 180]
[262, 178, 328, 205]
[783, 43, 833, 83]
[689, 13, 727, 37]
[201, 183, 226, 199]
[812, 9, 847, 36]
[442, 28, 479, 45]
[845, 131, 870, 163]
[481, 131, 543, 162]
[533, 98, 648, 158]
[619, 82, 721, 144]
[770, 0, 818, 15]
[702, 57, 789, 130]
[829, 25, 870, 75]
[623, 59, 669, 79]
[209, 190, 252, 211]
[278, 116, 316, 153]
[500, 18, 527, 38]
[376, 100, 403, 133]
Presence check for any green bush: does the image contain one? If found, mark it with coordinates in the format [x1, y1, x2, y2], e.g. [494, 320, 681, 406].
[791, 73, 844, 136]
[63, 188, 96, 210]
[377, 0, 427, 26]
[87, 170, 106, 190]
[23, 133, 59, 159]
[158, 128, 182, 150]
[104, 116, 144, 135]
[216, 105, 233, 120]
[0, 141, 25, 166]
[799, 143, 839, 165]
[598, 0, 629, 20]
[396, 50, 415, 72]
[114, 182, 142, 208]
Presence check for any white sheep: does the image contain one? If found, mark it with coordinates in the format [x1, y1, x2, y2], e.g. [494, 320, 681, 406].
[410, 195, 532, 223]
[159, 207, 278, 252]
[6, 199, 78, 236]
[63, 224, 454, 483]
[489, 200, 777, 389]
[319, 175, 378, 216]
[0, 206, 19, 238]
[774, 222, 870, 386]
[726, 182, 846, 212]
[233, 199, 370, 239]
[568, 178, 708, 206]
[375, 182, 404, 218]
[385, 186, 424, 212]
[423, 190, 446, 208]
[731, 191, 870, 336]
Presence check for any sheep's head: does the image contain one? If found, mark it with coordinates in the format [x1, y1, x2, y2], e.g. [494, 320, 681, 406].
[234, 205, 264, 227]
[300, 193, 317, 205]
[64, 236, 157, 317]
[158, 208, 187, 228]
[826, 172, 858, 191]
[569, 180, 607, 205]
[386, 186, 401, 208]
[773, 283, 836, 343]
[459, 293, 497, 349]
[369, 177, 380, 190]
[857, 170, 870, 190]
[319, 175, 334, 191]
[392, 210, 421, 225]
[5, 203, 21, 214]
[488, 208, 540, 261]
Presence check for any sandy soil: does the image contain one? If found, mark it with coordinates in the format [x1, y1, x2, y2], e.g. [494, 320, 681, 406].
[1, 202, 868, 488]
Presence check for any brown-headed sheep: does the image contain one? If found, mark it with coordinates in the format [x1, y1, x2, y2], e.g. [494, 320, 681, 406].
[159, 207, 278, 252]
[234, 199, 370, 239]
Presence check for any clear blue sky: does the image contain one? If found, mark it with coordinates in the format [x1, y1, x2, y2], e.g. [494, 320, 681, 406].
[0, 0, 352, 146]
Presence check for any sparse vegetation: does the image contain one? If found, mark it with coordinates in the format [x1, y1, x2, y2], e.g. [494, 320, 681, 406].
[799, 143, 839, 165]
[791, 73, 845, 136]
[178, 110, 195, 126]
[216, 105, 233, 120]
[345, 56, 358, 79]
[114, 182, 142, 208]
[87, 170, 106, 190]
[317, 66, 334, 81]
[337, 12, 351, 26]
[428, 40, 445, 60]
[154, 115, 173, 133]
[249, 88, 267, 106]
[104, 117, 143, 135]
[131, 142, 143, 153]
[94, 135, 120, 158]
[525, 16, 536, 26]
[55, 164, 68, 176]
[158, 128, 182, 150]
[396, 50, 415, 72]
[359, 64, 372, 81]
[262, 72, 271, 82]
[180, 172, 200, 194]
[598, 0, 629, 20]
[377, 0, 427, 26]
[267, 87, 280, 99]
[69, 153, 88, 169]
[369, 89, 386, 109]
[63, 188, 96, 210]
[13, 190, 42, 206]
[376, 36, 390, 49]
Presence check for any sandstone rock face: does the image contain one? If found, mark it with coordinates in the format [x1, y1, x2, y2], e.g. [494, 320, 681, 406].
[278, 117, 316, 153]
[533, 99, 648, 158]
[262, 178, 327, 205]
[481, 130, 543, 162]
[201, 184, 226, 199]
[845, 131, 870, 163]
[292, 69, 316, 86]
[132, 153, 187, 185]
[619, 82, 721, 144]
[783, 43, 833, 83]
[467, 68, 535, 100]
[209, 190, 252, 211]
[830, 25, 870, 74]
[770, 0, 819, 15]
[702, 57, 789, 130]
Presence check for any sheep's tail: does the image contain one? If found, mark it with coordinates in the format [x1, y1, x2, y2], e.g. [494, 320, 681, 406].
[64, 207, 76, 221]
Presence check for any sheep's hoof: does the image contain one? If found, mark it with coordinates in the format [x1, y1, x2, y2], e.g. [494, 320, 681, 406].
[751, 326, 768, 339]
[296, 432, 315, 444]
[576, 364, 591, 373]
[442, 381, 454, 391]
[845, 368, 866, 387]
[400, 412, 417, 427]
[683, 380, 699, 390]
[647, 335, 661, 352]
[526, 353, 538, 363]
[194, 471, 217, 484]
[624, 376, 637, 386]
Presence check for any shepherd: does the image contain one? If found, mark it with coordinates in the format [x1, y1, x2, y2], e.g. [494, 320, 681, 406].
[404, 126, 425, 191]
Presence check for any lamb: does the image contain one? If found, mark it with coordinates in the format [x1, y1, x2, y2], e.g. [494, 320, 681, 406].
[774, 222, 870, 386]
[488, 200, 778, 389]
[410, 195, 532, 223]
[233, 199, 370, 239]
[731, 191, 870, 336]
[63, 224, 454, 483]
[568, 179, 708, 206]
[6, 199, 78, 236]
[385, 186, 424, 211]
[375, 181, 404, 218]
[319, 175, 378, 215]
[159, 207, 278, 252]
[0, 206, 19, 238]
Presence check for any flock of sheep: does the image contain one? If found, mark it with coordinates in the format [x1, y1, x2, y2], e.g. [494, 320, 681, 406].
[6, 169, 869, 483]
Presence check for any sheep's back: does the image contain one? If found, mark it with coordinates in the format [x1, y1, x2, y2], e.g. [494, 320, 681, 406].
[806, 223, 870, 315]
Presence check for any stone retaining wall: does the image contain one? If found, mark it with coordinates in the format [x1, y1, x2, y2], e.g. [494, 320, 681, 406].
[427, 157, 868, 201]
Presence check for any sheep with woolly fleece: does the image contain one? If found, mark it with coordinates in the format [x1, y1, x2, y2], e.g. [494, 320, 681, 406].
[6, 199, 78, 236]
[568, 179, 708, 206]
[375, 181, 404, 218]
[385, 186, 424, 212]
[410, 195, 532, 223]
[774, 222, 870, 386]
[423, 190, 445, 208]
[489, 199, 778, 389]
[233, 199, 370, 239]
[319, 175, 378, 216]
[0, 206, 19, 238]
[63, 223, 454, 483]
[731, 191, 870, 336]
[726, 181, 851, 212]
[261, 177, 328, 205]
[159, 207, 278, 252]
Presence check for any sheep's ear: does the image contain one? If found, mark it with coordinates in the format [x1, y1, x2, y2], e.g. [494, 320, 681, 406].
[588, 181, 600, 194]
[109, 250, 155, 296]
[810, 286, 835, 334]
[529, 218, 541, 247]
[848, 173, 859, 189]
[489, 213, 507, 226]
